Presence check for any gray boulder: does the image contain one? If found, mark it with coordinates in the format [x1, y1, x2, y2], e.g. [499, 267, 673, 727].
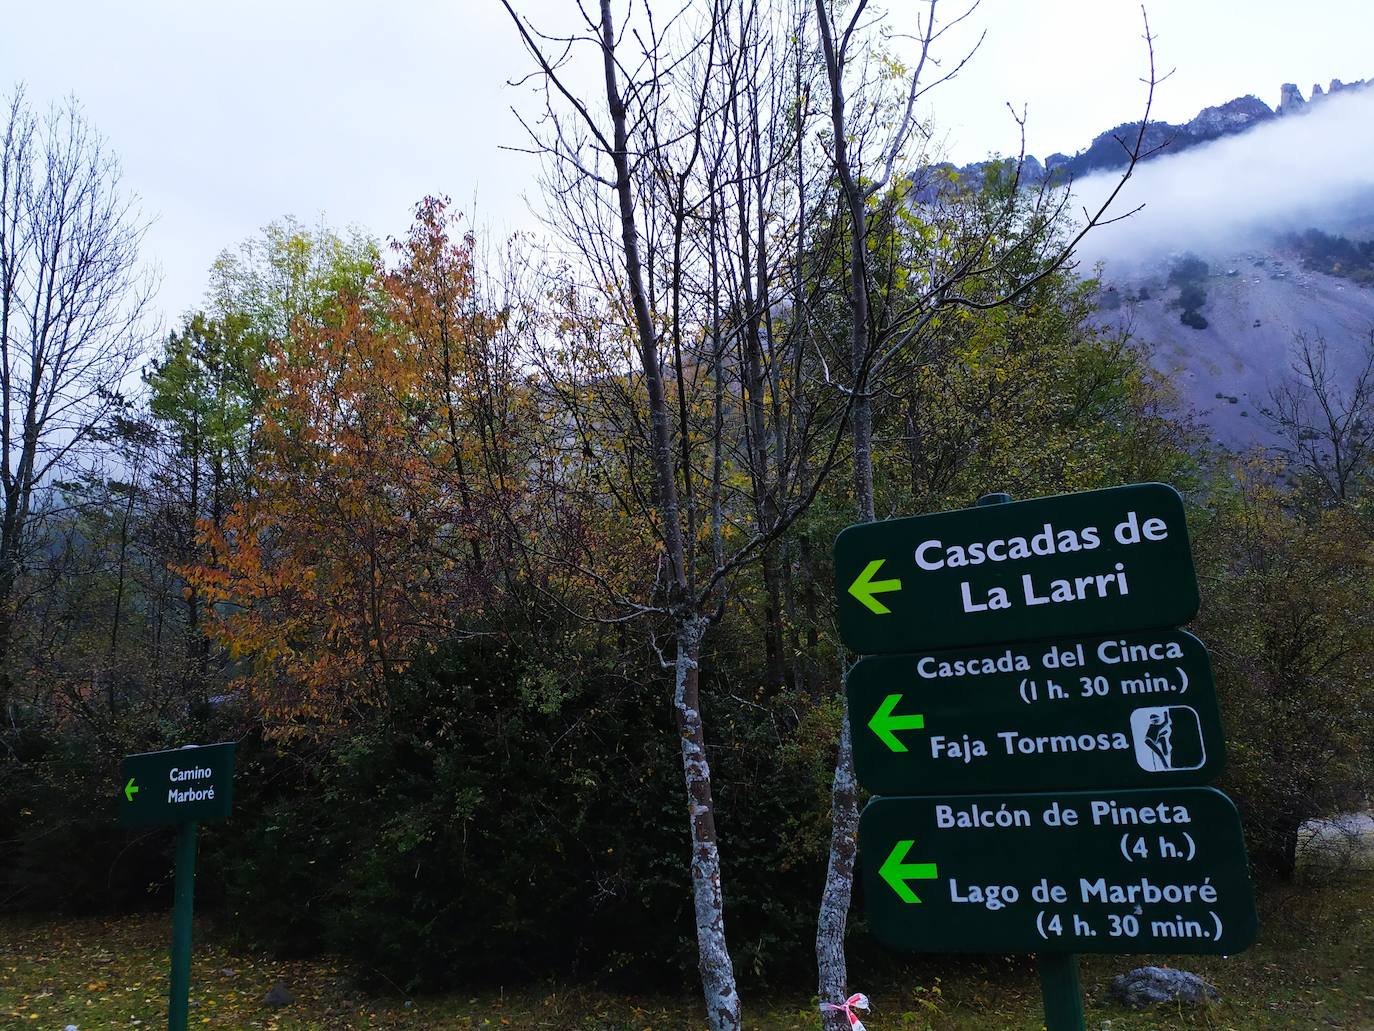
[263, 982, 295, 1007]
[1108, 966, 1220, 1009]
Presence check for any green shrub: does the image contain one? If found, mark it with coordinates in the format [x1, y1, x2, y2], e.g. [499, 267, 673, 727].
[206, 629, 831, 992]
[1180, 307, 1209, 330]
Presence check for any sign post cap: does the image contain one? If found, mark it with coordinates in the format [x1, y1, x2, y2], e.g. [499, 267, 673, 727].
[975, 492, 1013, 507]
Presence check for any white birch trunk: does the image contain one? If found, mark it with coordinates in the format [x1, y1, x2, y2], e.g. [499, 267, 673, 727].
[816, 692, 859, 1028]
[815, 3, 876, 1021]
[674, 615, 741, 1031]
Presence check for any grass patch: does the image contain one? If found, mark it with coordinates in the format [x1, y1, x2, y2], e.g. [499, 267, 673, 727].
[3, 870, 1371, 1029]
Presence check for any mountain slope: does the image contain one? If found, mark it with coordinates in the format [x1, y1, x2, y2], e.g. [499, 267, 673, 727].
[1094, 250, 1374, 447]
[1054, 78, 1374, 449]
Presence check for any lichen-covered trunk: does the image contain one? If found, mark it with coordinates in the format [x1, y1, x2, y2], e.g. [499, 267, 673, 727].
[815, 4, 875, 1022]
[816, 691, 859, 1026]
[674, 617, 741, 1031]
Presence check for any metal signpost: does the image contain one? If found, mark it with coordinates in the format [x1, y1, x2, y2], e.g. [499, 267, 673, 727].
[119, 742, 236, 1031]
[836, 487, 1255, 1031]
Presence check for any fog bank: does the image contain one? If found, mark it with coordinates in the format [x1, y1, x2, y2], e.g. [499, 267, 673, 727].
[1072, 87, 1374, 272]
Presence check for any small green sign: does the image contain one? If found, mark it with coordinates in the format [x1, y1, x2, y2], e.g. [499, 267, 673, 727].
[119, 742, 236, 828]
[860, 788, 1257, 955]
[833, 484, 1199, 654]
[848, 630, 1224, 795]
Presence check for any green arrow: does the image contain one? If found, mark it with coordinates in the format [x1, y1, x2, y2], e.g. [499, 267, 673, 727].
[868, 694, 925, 752]
[880, 839, 938, 903]
[848, 558, 902, 614]
[124, 777, 139, 803]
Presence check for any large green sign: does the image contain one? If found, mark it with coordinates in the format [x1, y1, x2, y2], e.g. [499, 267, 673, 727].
[848, 630, 1224, 795]
[859, 788, 1257, 955]
[119, 742, 236, 828]
[833, 484, 1199, 654]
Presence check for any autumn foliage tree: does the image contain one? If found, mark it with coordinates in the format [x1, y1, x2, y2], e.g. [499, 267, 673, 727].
[186, 203, 541, 732]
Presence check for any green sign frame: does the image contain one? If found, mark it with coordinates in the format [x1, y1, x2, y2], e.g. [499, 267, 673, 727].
[119, 742, 236, 828]
[834, 484, 1199, 654]
[848, 630, 1224, 795]
[859, 788, 1257, 955]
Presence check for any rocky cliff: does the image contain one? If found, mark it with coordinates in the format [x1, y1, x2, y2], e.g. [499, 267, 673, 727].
[952, 77, 1370, 185]
[1278, 77, 1369, 116]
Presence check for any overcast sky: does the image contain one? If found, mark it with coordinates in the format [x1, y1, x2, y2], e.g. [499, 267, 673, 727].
[2, 0, 1370, 331]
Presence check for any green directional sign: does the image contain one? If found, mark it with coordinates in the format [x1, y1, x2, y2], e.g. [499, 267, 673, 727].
[849, 630, 1224, 795]
[834, 484, 1199, 654]
[860, 788, 1257, 955]
[119, 742, 236, 828]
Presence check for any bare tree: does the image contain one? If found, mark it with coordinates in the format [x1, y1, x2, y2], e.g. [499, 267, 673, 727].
[0, 87, 153, 723]
[501, 3, 855, 1028]
[501, 6, 745, 1028]
[503, 2, 1160, 1024]
[1263, 329, 1374, 507]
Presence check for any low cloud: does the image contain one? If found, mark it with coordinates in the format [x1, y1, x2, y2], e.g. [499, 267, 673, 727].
[1070, 86, 1374, 273]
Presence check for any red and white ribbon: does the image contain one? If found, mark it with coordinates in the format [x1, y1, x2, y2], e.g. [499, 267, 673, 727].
[820, 992, 869, 1031]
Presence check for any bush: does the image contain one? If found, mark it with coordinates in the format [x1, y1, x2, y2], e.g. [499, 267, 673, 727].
[1180, 307, 1209, 330]
[1167, 256, 1209, 328]
[1192, 473, 1374, 881]
[1177, 283, 1207, 311]
[1168, 254, 1209, 287]
[207, 629, 832, 992]
[0, 701, 246, 917]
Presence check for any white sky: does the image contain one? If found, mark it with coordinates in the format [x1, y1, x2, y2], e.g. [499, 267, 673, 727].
[2, 0, 1370, 331]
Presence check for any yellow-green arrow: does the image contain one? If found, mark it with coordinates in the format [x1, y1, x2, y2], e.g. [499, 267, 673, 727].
[848, 558, 902, 614]
[124, 777, 139, 802]
[880, 839, 938, 903]
[869, 694, 925, 752]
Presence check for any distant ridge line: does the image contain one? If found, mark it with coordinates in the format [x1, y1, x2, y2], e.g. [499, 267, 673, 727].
[936, 75, 1372, 189]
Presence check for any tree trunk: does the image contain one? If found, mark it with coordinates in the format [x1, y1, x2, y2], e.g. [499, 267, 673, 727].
[815, 4, 874, 1022]
[816, 690, 859, 1022]
[0, 495, 24, 720]
[674, 615, 741, 1031]
[186, 422, 203, 686]
[1260, 812, 1303, 882]
[729, 69, 785, 693]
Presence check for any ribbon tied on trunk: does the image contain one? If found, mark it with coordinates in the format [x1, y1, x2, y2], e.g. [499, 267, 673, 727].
[820, 992, 869, 1030]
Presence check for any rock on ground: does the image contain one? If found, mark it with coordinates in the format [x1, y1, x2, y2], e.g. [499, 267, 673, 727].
[1109, 966, 1220, 1009]
[263, 982, 296, 1007]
